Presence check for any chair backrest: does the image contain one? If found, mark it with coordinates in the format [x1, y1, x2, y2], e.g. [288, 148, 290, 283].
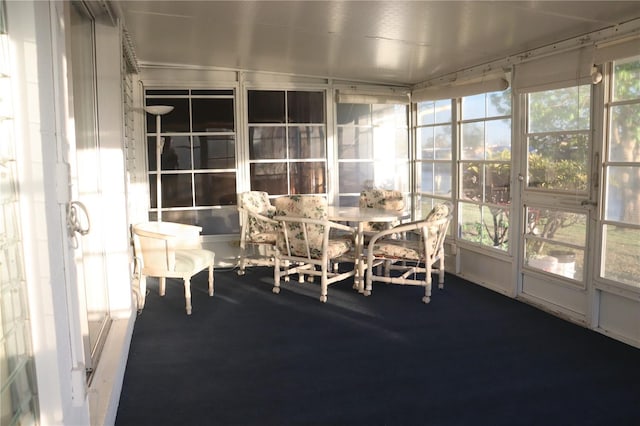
[273, 195, 328, 257]
[359, 188, 405, 232]
[238, 191, 277, 238]
[423, 202, 453, 255]
[132, 221, 203, 271]
[425, 202, 452, 222]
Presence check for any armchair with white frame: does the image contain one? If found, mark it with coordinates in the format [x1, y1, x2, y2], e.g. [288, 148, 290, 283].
[364, 203, 452, 303]
[272, 195, 357, 303]
[131, 221, 215, 315]
[237, 191, 279, 275]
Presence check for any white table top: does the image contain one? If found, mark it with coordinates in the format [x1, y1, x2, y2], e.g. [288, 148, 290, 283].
[327, 206, 409, 223]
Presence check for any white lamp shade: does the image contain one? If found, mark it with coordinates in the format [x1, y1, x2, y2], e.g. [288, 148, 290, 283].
[145, 105, 174, 115]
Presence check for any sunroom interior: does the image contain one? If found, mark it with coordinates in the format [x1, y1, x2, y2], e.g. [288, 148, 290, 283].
[114, 0, 640, 349]
[3, 1, 640, 425]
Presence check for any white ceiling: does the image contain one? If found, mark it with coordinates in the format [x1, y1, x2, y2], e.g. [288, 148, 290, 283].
[116, 1, 640, 86]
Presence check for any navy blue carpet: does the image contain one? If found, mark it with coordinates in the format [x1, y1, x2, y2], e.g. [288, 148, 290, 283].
[115, 267, 640, 426]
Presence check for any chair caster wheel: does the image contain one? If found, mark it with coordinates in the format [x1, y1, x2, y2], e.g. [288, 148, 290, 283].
[364, 290, 371, 296]
[272, 287, 280, 294]
[438, 284, 444, 289]
[422, 296, 431, 304]
[237, 270, 245, 276]
[320, 295, 327, 303]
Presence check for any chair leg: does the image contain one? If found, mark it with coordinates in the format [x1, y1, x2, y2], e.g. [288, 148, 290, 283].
[208, 263, 215, 296]
[133, 275, 147, 311]
[422, 264, 433, 303]
[159, 277, 166, 296]
[183, 277, 192, 315]
[319, 267, 328, 303]
[273, 255, 281, 294]
[438, 255, 445, 289]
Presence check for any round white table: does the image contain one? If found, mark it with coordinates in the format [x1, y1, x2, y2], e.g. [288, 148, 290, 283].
[327, 206, 410, 293]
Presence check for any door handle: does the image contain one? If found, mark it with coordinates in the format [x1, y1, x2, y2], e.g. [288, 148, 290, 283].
[580, 200, 597, 207]
[68, 200, 91, 236]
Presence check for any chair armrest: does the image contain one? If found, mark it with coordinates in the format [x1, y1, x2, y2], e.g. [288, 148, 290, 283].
[367, 216, 450, 248]
[274, 215, 356, 233]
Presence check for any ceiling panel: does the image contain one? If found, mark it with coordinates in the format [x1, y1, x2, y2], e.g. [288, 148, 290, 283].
[116, 1, 640, 85]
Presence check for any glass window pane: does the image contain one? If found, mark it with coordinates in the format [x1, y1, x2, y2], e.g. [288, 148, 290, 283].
[193, 136, 235, 169]
[434, 99, 452, 124]
[525, 207, 586, 246]
[146, 98, 190, 132]
[192, 98, 234, 132]
[481, 205, 509, 250]
[605, 166, 640, 225]
[372, 104, 406, 126]
[418, 162, 434, 193]
[609, 103, 640, 162]
[339, 162, 373, 193]
[528, 133, 588, 191]
[417, 127, 434, 159]
[460, 202, 481, 243]
[372, 127, 407, 159]
[461, 162, 482, 201]
[433, 124, 452, 159]
[338, 127, 372, 159]
[251, 163, 288, 195]
[434, 163, 452, 195]
[289, 126, 326, 159]
[287, 91, 324, 123]
[337, 103, 371, 125]
[525, 240, 583, 281]
[249, 127, 286, 159]
[462, 93, 486, 120]
[373, 161, 409, 192]
[147, 136, 158, 171]
[602, 225, 640, 287]
[195, 172, 237, 206]
[417, 100, 453, 125]
[528, 86, 590, 133]
[487, 90, 512, 116]
[486, 163, 511, 204]
[163, 174, 192, 207]
[461, 122, 484, 160]
[612, 57, 640, 102]
[191, 89, 234, 96]
[290, 162, 326, 194]
[417, 101, 436, 126]
[156, 207, 239, 235]
[248, 90, 285, 123]
[163, 136, 191, 170]
[486, 119, 511, 160]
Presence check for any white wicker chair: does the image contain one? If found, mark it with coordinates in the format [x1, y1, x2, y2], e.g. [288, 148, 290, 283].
[237, 191, 279, 275]
[364, 203, 452, 303]
[132, 221, 215, 314]
[272, 195, 357, 303]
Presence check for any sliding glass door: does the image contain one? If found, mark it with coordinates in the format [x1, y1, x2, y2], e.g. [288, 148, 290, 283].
[600, 55, 640, 289]
[69, 0, 110, 375]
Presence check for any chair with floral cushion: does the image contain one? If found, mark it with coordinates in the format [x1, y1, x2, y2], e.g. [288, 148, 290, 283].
[359, 188, 406, 236]
[237, 191, 280, 275]
[364, 202, 452, 303]
[272, 195, 357, 303]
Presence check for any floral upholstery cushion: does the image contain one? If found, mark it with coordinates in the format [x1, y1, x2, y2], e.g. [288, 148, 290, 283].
[240, 191, 278, 242]
[371, 240, 422, 261]
[425, 202, 451, 222]
[359, 189, 405, 232]
[273, 195, 348, 259]
[274, 195, 328, 220]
